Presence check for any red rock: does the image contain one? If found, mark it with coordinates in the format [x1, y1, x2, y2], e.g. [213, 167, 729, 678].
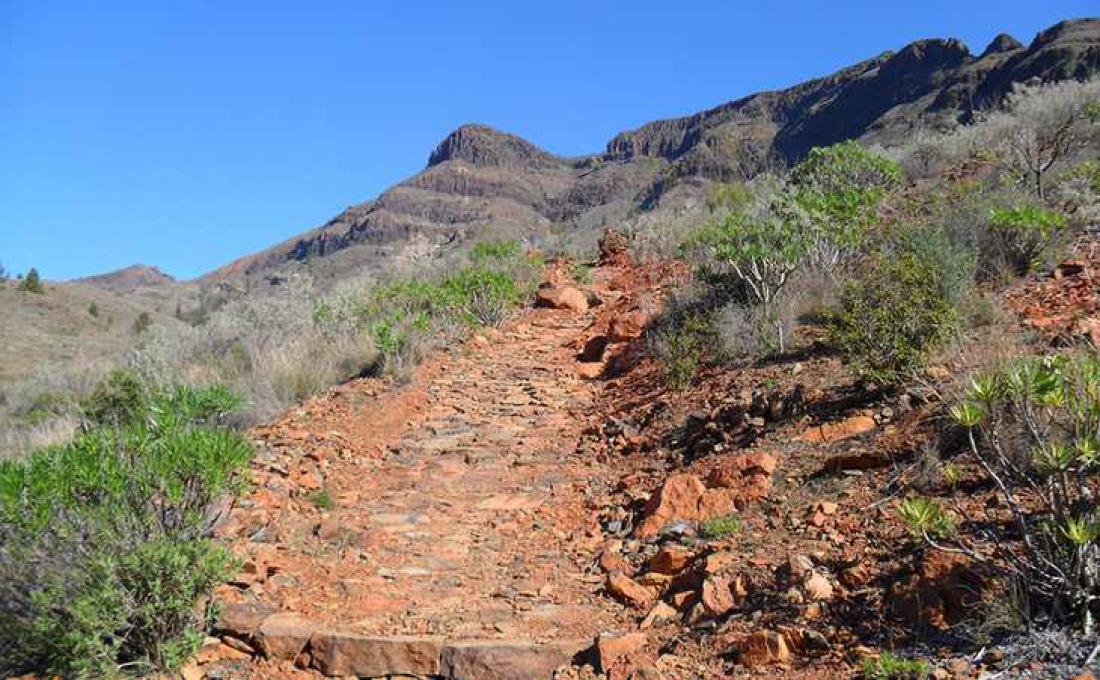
[309, 630, 444, 677]
[608, 309, 648, 342]
[738, 630, 792, 667]
[635, 474, 705, 537]
[599, 548, 635, 575]
[701, 576, 739, 617]
[704, 551, 737, 575]
[596, 632, 648, 673]
[640, 601, 679, 629]
[803, 573, 834, 601]
[799, 416, 876, 444]
[258, 613, 315, 661]
[598, 228, 631, 266]
[214, 600, 278, 641]
[606, 570, 658, 608]
[647, 545, 695, 575]
[443, 641, 581, 680]
[535, 284, 589, 313]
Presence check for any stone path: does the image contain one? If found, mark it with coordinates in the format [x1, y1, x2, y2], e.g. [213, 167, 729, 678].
[215, 304, 631, 675]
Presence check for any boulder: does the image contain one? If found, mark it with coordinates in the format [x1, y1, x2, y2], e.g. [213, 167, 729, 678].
[535, 284, 588, 313]
[700, 576, 739, 617]
[634, 474, 705, 538]
[214, 600, 278, 642]
[640, 601, 680, 629]
[598, 228, 631, 266]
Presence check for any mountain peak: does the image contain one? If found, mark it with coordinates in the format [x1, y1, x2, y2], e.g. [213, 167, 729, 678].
[981, 33, 1024, 57]
[76, 264, 176, 291]
[427, 124, 562, 169]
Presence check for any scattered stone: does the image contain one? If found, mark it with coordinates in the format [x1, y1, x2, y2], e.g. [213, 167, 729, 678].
[700, 576, 739, 617]
[214, 600, 278, 642]
[309, 630, 444, 677]
[647, 544, 695, 575]
[738, 630, 792, 667]
[257, 613, 315, 661]
[595, 632, 648, 673]
[606, 570, 658, 608]
[608, 309, 648, 342]
[640, 601, 679, 629]
[803, 573, 833, 601]
[799, 415, 876, 444]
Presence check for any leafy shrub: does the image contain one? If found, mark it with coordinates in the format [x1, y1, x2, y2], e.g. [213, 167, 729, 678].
[922, 354, 1100, 632]
[860, 651, 930, 679]
[308, 489, 335, 510]
[790, 141, 903, 273]
[988, 205, 1068, 274]
[17, 268, 43, 294]
[314, 241, 540, 375]
[829, 234, 958, 385]
[0, 384, 250, 676]
[80, 369, 148, 427]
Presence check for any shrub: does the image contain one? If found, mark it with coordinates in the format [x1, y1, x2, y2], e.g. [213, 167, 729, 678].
[0, 384, 249, 676]
[88, 302, 99, 317]
[17, 268, 43, 294]
[920, 354, 1100, 632]
[698, 514, 742, 540]
[860, 651, 930, 679]
[685, 179, 808, 352]
[790, 141, 903, 273]
[829, 233, 958, 385]
[80, 369, 148, 427]
[308, 489, 335, 510]
[648, 299, 722, 389]
[132, 311, 153, 335]
[988, 205, 1068, 275]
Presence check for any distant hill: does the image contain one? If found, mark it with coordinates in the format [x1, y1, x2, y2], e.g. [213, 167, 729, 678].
[75, 264, 176, 293]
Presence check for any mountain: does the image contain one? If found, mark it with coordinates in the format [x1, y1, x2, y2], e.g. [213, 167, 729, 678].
[198, 18, 1100, 290]
[76, 264, 176, 293]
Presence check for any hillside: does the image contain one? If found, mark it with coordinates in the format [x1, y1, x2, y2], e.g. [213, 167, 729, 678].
[202, 18, 1100, 289]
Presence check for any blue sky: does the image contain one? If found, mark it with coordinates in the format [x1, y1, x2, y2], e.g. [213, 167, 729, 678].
[1, 1, 1095, 280]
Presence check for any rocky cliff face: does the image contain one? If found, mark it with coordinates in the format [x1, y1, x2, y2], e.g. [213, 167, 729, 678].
[203, 19, 1100, 288]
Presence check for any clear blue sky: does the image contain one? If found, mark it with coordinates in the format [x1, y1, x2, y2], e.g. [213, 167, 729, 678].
[1, 1, 1094, 280]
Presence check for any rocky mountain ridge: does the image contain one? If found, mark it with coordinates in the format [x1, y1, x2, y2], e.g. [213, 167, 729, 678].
[69, 19, 1100, 295]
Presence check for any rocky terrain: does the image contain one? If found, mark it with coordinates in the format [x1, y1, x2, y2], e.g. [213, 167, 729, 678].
[184, 228, 1100, 679]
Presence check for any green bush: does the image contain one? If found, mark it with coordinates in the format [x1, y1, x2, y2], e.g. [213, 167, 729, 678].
[0, 384, 250, 677]
[80, 369, 148, 427]
[698, 514, 742, 540]
[314, 240, 540, 374]
[829, 234, 958, 385]
[988, 205, 1067, 274]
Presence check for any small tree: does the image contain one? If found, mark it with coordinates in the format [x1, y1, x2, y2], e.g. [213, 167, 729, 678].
[17, 268, 43, 294]
[790, 141, 902, 274]
[688, 182, 808, 352]
[1000, 81, 1095, 200]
